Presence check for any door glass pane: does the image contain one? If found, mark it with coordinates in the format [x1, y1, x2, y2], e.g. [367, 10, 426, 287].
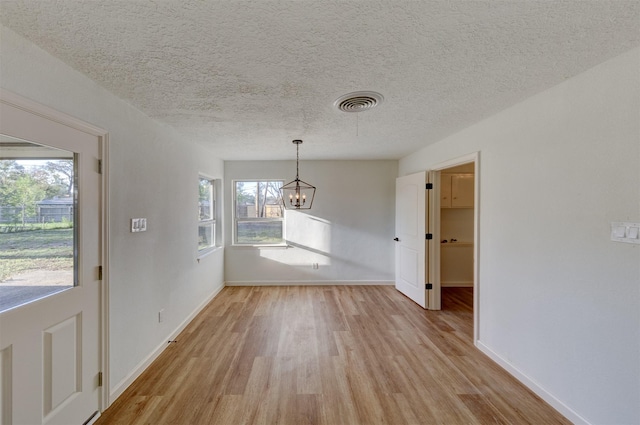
[0, 136, 76, 313]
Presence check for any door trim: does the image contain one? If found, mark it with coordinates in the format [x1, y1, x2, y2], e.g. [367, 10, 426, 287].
[0, 89, 111, 411]
[430, 152, 480, 344]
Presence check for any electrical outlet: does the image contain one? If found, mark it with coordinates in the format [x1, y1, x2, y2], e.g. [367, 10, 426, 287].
[158, 309, 164, 323]
[313, 263, 319, 269]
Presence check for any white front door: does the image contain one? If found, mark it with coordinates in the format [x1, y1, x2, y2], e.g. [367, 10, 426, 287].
[395, 172, 427, 308]
[0, 96, 102, 424]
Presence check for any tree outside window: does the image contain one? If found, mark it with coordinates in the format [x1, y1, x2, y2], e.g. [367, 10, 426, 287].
[198, 176, 215, 251]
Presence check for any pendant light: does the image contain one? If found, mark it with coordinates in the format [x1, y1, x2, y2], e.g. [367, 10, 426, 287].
[280, 139, 316, 210]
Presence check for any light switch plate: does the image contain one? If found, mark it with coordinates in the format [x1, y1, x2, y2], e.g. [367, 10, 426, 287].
[611, 222, 640, 244]
[131, 218, 147, 232]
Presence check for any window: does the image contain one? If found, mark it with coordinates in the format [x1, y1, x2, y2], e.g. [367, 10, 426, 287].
[0, 139, 76, 312]
[234, 180, 284, 245]
[198, 176, 215, 251]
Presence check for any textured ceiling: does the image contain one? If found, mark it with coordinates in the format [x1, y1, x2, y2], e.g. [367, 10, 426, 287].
[1, 1, 638, 160]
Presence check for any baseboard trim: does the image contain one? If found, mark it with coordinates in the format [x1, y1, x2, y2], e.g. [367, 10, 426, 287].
[225, 280, 394, 286]
[109, 283, 224, 404]
[475, 341, 590, 425]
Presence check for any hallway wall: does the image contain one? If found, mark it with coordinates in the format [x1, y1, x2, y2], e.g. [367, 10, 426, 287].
[1, 25, 226, 401]
[400, 48, 640, 424]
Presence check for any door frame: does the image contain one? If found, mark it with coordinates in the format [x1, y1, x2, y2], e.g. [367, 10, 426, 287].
[0, 89, 111, 411]
[430, 152, 479, 343]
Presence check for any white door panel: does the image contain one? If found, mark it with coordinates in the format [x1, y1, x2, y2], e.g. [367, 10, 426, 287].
[399, 246, 418, 285]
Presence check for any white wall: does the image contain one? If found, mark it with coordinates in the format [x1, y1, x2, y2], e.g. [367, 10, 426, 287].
[440, 208, 474, 243]
[0, 26, 225, 402]
[224, 160, 397, 284]
[440, 208, 474, 286]
[400, 48, 640, 424]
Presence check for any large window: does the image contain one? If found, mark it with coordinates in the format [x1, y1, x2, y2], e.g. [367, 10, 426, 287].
[234, 180, 284, 245]
[198, 176, 216, 251]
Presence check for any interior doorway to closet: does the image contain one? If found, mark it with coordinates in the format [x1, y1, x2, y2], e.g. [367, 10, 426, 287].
[439, 163, 475, 289]
[431, 153, 478, 342]
[394, 152, 479, 340]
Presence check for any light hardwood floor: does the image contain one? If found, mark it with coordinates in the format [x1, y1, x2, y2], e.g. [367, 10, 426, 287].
[96, 286, 570, 424]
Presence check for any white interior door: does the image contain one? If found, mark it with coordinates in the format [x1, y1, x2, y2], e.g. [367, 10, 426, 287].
[395, 171, 441, 310]
[395, 172, 427, 308]
[0, 96, 102, 425]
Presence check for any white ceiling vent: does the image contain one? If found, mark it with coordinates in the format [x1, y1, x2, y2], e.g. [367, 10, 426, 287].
[334, 91, 384, 113]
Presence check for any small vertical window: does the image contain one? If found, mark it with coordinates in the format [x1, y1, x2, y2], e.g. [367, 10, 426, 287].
[198, 176, 215, 251]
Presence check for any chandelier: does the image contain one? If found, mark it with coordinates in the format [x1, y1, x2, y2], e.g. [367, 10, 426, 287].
[280, 139, 316, 210]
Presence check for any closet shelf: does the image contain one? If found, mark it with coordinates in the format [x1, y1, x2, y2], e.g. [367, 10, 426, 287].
[441, 242, 473, 247]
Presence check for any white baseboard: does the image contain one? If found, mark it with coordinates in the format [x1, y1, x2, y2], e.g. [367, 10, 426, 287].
[475, 340, 590, 425]
[224, 280, 394, 286]
[109, 283, 224, 404]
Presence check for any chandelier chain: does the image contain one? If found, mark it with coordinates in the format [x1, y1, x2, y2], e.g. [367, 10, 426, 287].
[296, 141, 300, 179]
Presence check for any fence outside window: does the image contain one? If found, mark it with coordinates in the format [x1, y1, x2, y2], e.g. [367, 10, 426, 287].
[0, 200, 74, 231]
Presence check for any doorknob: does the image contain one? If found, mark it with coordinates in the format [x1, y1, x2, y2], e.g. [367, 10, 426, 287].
[393, 237, 400, 242]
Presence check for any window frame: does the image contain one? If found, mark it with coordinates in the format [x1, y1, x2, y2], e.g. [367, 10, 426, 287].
[232, 179, 285, 246]
[198, 175, 216, 253]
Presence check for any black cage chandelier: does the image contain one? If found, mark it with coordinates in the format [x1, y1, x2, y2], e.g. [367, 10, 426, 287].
[280, 139, 316, 210]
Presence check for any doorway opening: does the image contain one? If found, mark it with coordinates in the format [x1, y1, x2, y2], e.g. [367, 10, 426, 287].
[430, 152, 479, 342]
[438, 163, 475, 336]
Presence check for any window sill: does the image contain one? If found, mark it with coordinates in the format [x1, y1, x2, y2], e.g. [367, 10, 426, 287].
[197, 245, 223, 262]
[230, 244, 291, 249]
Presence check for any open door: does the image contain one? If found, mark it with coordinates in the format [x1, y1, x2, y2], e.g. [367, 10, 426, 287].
[395, 171, 440, 310]
[0, 93, 103, 425]
[395, 171, 426, 308]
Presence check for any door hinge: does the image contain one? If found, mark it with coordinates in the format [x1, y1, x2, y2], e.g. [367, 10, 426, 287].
[425, 233, 433, 240]
[98, 266, 103, 280]
[425, 283, 433, 290]
[425, 183, 433, 190]
[98, 372, 103, 387]
[98, 159, 103, 174]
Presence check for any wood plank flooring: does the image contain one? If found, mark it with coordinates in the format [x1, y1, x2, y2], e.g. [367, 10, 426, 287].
[96, 286, 570, 425]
